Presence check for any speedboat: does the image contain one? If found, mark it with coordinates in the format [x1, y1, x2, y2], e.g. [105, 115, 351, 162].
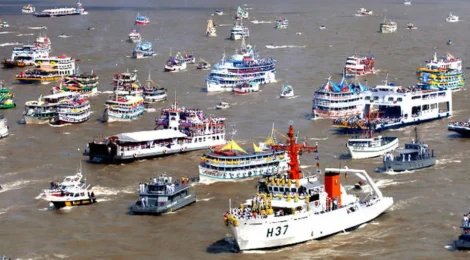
[275, 18, 288, 29]
[22, 4, 35, 14]
[280, 84, 294, 98]
[214, 9, 223, 16]
[355, 8, 373, 17]
[196, 59, 211, 70]
[40, 170, 84, 200]
[406, 23, 418, 30]
[446, 13, 459, 23]
[0, 20, 10, 28]
[216, 102, 230, 110]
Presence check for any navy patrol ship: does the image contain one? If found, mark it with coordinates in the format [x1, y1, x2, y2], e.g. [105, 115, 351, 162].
[131, 175, 197, 215]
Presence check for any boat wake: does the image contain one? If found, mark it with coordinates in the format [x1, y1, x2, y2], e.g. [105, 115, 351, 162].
[28, 26, 47, 30]
[48, 123, 72, 128]
[0, 179, 38, 193]
[217, 24, 233, 27]
[308, 137, 328, 141]
[144, 108, 156, 112]
[389, 196, 420, 211]
[58, 35, 72, 38]
[40, 81, 52, 85]
[0, 42, 23, 47]
[16, 33, 34, 36]
[279, 95, 298, 99]
[62, 132, 71, 135]
[436, 159, 461, 165]
[265, 45, 306, 49]
[0, 32, 14, 34]
[250, 20, 273, 24]
[196, 197, 214, 202]
[92, 185, 135, 202]
[98, 90, 114, 94]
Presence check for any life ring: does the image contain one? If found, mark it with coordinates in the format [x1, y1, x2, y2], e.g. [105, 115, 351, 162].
[133, 153, 137, 158]
[315, 201, 320, 207]
[163, 149, 167, 154]
[180, 147, 185, 152]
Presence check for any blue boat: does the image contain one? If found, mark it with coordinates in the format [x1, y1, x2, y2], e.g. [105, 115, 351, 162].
[135, 13, 149, 25]
[132, 41, 155, 59]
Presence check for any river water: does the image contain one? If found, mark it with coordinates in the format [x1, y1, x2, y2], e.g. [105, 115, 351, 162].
[1, 0, 470, 259]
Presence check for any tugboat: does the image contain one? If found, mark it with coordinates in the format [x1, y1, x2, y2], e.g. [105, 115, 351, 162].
[0, 114, 8, 139]
[222, 122, 394, 250]
[280, 85, 294, 98]
[347, 129, 399, 159]
[455, 212, 470, 250]
[383, 127, 436, 172]
[448, 119, 470, 137]
[130, 174, 197, 215]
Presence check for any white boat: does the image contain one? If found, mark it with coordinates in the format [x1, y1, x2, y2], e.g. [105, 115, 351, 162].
[347, 131, 399, 159]
[164, 56, 187, 72]
[404, 0, 411, 5]
[275, 18, 288, 29]
[215, 102, 230, 110]
[0, 20, 10, 28]
[344, 54, 375, 77]
[230, 22, 249, 40]
[143, 72, 167, 103]
[22, 4, 35, 14]
[0, 115, 8, 139]
[2, 44, 49, 69]
[214, 9, 223, 16]
[40, 170, 84, 200]
[420, 52, 462, 73]
[319, 25, 326, 30]
[128, 28, 141, 43]
[53, 96, 91, 124]
[15, 56, 76, 83]
[22, 92, 79, 124]
[446, 13, 459, 23]
[355, 8, 373, 17]
[380, 19, 397, 33]
[34, 1, 88, 17]
[196, 59, 211, 70]
[235, 6, 249, 20]
[406, 23, 418, 30]
[233, 81, 260, 95]
[223, 123, 393, 251]
[280, 85, 294, 98]
[102, 95, 145, 123]
[206, 18, 217, 37]
[48, 184, 96, 209]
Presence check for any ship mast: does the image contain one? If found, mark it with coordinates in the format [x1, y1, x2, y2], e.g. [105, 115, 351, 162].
[271, 121, 317, 180]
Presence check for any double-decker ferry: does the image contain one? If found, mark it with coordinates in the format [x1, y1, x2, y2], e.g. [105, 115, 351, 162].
[84, 102, 227, 163]
[102, 95, 144, 123]
[52, 70, 99, 96]
[416, 53, 465, 91]
[344, 54, 375, 77]
[53, 96, 91, 125]
[333, 79, 452, 132]
[15, 56, 76, 83]
[205, 39, 276, 92]
[421, 52, 462, 71]
[312, 76, 369, 119]
[34, 1, 88, 17]
[22, 92, 78, 124]
[2, 44, 49, 68]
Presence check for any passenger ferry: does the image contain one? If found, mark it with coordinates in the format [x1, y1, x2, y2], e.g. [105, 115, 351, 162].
[230, 22, 250, 40]
[114, 82, 143, 96]
[417, 69, 465, 92]
[15, 56, 76, 83]
[34, 1, 88, 17]
[344, 54, 375, 77]
[223, 123, 393, 251]
[175, 52, 196, 65]
[85, 102, 227, 162]
[23, 92, 78, 124]
[332, 79, 452, 132]
[53, 96, 91, 124]
[132, 41, 156, 59]
[421, 53, 462, 72]
[312, 76, 369, 119]
[52, 70, 99, 96]
[102, 95, 144, 123]
[2, 44, 49, 69]
[206, 39, 276, 92]
[0, 114, 8, 139]
[380, 19, 397, 33]
[199, 131, 289, 182]
[130, 175, 196, 215]
[447, 119, 470, 137]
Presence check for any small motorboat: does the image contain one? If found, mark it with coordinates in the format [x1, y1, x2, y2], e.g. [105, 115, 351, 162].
[214, 9, 223, 16]
[216, 102, 230, 110]
[404, 0, 411, 5]
[196, 59, 211, 70]
[319, 25, 326, 30]
[280, 85, 294, 98]
[446, 13, 459, 23]
[406, 23, 418, 30]
[88, 26, 96, 31]
[354, 181, 365, 189]
[22, 4, 35, 14]
[447, 39, 452, 45]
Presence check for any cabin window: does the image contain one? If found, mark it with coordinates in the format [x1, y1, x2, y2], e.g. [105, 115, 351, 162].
[397, 98, 402, 102]
[388, 97, 394, 101]
[365, 96, 371, 100]
[279, 187, 284, 192]
[374, 96, 379, 100]
[273, 187, 279, 192]
[216, 136, 220, 140]
[199, 138, 202, 142]
[290, 188, 296, 192]
[268, 187, 273, 192]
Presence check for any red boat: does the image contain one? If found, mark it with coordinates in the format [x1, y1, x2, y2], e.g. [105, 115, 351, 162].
[135, 13, 150, 25]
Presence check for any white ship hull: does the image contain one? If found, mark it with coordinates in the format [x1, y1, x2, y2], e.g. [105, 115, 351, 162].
[144, 94, 167, 103]
[0, 127, 8, 138]
[164, 63, 187, 72]
[23, 115, 51, 124]
[199, 164, 285, 182]
[206, 72, 276, 93]
[347, 138, 399, 159]
[230, 197, 393, 250]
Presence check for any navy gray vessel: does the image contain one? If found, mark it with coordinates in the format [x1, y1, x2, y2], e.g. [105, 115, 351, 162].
[382, 127, 435, 172]
[455, 212, 470, 250]
[131, 175, 196, 215]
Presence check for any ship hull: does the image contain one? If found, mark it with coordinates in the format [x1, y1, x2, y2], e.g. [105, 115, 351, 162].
[23, 115, 51, 124]
[0, 129, 8, 139]
[52, 198, 97, 209]
[34, 12, 82, 17]
[347, 138, 399, 159]
[383, 157, 436, 172]
[230, 198, 393, 251]
[131, 194, 196, 215]
[15, 76, 62, 83]
[448, 126, 470, 137]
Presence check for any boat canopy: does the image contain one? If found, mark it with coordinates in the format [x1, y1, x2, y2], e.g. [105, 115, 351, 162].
[218, 140, 247, 153]
[394, 148, 418, 154]
[265, 136, 275, 145]
[253, 143, 263, 153]
[115, 129, 186, 142]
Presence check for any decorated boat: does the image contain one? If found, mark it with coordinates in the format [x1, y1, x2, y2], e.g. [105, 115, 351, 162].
[114, 81, 143, 96]
[420, 52, 462, 72]
[15, 56, 76, 83]
[230, 22, 250, 40]
[113, 69, 138, 85]
[406, 23, 418, 30]
[223, 122, 393, 251]
[22, 92, 78, 124]
[344, 54, 375, 77]
[164, 56, 187, 72]
[175, 52, 196, 64]
[332, 78, 452, 132]
[235, 6, 249, 20]
[135, 13, 150, 25]
[102, 95, 144, 123]
[206, 18, 217, 37]
[380, 19, 397, 33]
[128, 28, 141, 43]
[197, 59, 211, 70]
[40, 168, 85, 200]
[312, 76, 369, 119]
[355, 8, 373, 16]
[2, 44, 49, 69]
[52, 96, 90, 125]
[446, 13, 459, 23]
[34, 1, 88, 17]
[22, 4, 35, 14]
[132, 41, 155, 59]
[275, 18, 288, 29]
[448, 119, 470, 137]
[206, 38, 276, 92]
[347, 129, 399, 159]
[233, 81, 260, 95]
[143, 72, 167, 103]
[52, 70, 99, 96]
[280, 85, 294, 98]
[199, 128, 290, 182]
[85, 101, 227, 162]
[0, 114, 8, 139]
[130, 174, 197, 214]
[34, 33, 51, 51]
[0, 81, 16, 109]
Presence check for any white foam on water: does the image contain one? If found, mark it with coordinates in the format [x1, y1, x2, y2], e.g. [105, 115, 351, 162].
[217, 24, 233, 27]
[0, 42, 23, 47]
[250, 20, 273, 24]
[358, 223, 367, 229]
[0, 156, 7, 160]
[59, 206, 74, 211]
[265, 45, 306, 49]
[40, 81, 51, 85]
[145, 108, 156, 112]
[280, 95, 298, 99]
[0, 31, 14, 34]
[53, 254, 69, 259]
[16, 33, 34, 36]
[63, 132, 71, 135]
[436, 159, 461, 165]
[0, 171, 18, 177]
[28, 26, 47, 30]
[300, 165, 315, 169]
[58, 35, 72, 38]
[389, 196, 419, 211]
[308, 137, 328, 140]
[296, 32, 302, 35]
[48, 123, 72, 128]
[0, 179, 38, 193]
[196, 197, 213, 202]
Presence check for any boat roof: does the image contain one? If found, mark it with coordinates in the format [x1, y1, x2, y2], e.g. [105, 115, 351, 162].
[114, 129, 187, 142]
[394, 148, 418, 154]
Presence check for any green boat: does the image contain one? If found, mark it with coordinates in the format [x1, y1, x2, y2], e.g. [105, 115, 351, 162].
[0, 83, 16, 109]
